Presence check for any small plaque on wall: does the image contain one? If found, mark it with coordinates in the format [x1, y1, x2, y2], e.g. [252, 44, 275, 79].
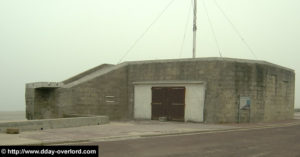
[240, 97, 251, 110]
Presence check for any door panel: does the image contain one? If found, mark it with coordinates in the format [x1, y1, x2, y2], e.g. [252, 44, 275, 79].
[151, 87, 165, 120]
[168, 87, 185, 121]
[151, 87, 185, 121]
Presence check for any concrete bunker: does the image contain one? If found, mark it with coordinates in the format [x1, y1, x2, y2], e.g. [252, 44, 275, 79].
[25, 58, 295, 123]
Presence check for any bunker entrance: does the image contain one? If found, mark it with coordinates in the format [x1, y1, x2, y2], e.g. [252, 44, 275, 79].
[151, 87, 185, 121]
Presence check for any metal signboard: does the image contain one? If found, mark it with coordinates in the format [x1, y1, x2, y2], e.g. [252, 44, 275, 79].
[240, 97, 251, 110]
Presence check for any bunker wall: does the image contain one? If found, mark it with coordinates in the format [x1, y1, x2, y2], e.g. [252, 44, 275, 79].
[56, 66, 129, 120]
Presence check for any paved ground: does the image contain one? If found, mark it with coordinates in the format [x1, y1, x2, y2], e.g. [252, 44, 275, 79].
[1, 121, 237, 145]
[89, 123, 300, 157]
[0, 113, 299, 146]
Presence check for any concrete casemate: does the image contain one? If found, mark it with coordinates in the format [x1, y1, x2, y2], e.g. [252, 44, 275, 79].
[25, 57, 295, 123]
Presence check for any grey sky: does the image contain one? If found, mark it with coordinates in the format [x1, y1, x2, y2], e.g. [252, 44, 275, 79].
[0, 0, 299, 111]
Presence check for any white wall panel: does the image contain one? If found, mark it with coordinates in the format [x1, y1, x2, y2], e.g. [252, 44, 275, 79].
[134, 85, 151, 119]
[185, 84, 205, 122]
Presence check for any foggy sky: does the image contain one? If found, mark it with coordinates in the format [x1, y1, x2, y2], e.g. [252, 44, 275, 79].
[0, 0, 299, 111]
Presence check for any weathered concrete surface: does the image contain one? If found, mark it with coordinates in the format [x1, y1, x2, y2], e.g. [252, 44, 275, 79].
[26, 82, 63, 88]
[6, 128, 20, 134]
[63, 64, 114, 84]
[0, 116, 109, 133]
[26, 57, 295, 123]
[0, 133, 41, 145]
[128, 58, 295, 123]
[0, 116, 299, 146]
[19, 121, 238, 145]
[0, 120, 237, 145]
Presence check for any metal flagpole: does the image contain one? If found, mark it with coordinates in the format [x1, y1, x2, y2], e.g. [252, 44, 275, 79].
[192, 0, 197, 58]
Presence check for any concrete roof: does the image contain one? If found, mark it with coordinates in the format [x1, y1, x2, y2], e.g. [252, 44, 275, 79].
[124, 57, 294, 72]
[62, 57, 294, 88]
[26, 57, 293, 88]
[26, 82, 63, 89]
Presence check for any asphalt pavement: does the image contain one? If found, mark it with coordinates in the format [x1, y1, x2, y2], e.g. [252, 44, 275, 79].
[91, 123, 300, 157]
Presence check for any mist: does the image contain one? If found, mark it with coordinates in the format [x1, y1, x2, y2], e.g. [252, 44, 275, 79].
[0, 0, 299, 111]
